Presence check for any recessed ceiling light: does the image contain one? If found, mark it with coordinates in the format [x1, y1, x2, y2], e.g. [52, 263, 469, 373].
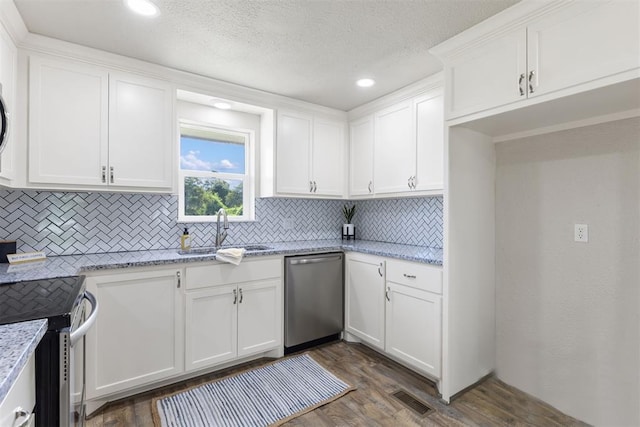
[124, 0, 160, 17]
[209, 99, 232, 110]
[356, 78, 375, 88]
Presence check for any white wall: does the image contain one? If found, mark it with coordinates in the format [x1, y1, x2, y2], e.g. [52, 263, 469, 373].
[495, 117, 640, 426]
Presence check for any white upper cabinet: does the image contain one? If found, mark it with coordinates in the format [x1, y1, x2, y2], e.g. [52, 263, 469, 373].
[433, 0, 640, 121]
[526, 1, 640, 98]
[108, 72, 174, 189]
[276, 110, 312, 195]
[312, 118, 345, 197]
[446, 29, 527, 118]
[349, 80, 444, 198]
[414, 88, 444, 192]
[348, 115, 374, 197]
[28, 55, 175, 192]
[374, 100, 414, 194]
[276, 109, 345, 198]
[0, 24, 16, 183]
[29, 56, 108, 187]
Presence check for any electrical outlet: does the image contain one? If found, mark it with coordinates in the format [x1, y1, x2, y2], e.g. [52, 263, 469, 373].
[574, 224, 588, 243]
[283, 218, 295, 230]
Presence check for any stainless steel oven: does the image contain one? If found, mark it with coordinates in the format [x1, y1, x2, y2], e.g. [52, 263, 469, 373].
[0, 276, 98, 427]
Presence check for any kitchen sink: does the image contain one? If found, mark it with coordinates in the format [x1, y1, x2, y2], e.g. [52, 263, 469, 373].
[177, 245, 272, 255]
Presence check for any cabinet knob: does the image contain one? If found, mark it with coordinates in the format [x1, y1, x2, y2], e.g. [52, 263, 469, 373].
[239, 288, 243, 303]
[528, 70, 536, 94]
[233, 289, 237, 304]
[176, 271, 181, 288]
[101, 166, 106, 183]
[518, 73, 525, 96]
[110, 166, 114, 183]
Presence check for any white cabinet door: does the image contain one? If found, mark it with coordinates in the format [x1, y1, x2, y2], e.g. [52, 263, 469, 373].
[446, 28, 527, 119]
[527, 1, 640, 98]
[374, 101, 415, 194]
[414, 89, 444, 192]
[385, 282, 441, 378]
[345, 254, 385, 350]
[237, 279, 282, 357]
[312, 118, 345, 197]
[108, 73, 174, 190]
[185, 284, 237, 372]
[28, 56, 109, 186]
[349, 115, 374, 197]
[276, 110, 312, 195]
[85, 268, 183, 399]
[0, 26, 16, 181]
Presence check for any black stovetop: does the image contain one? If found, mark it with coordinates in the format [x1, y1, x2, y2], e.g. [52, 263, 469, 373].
[0, 275, 85, 330]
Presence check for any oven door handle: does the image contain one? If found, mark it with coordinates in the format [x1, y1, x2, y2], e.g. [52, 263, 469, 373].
[70, 291, 98, 347]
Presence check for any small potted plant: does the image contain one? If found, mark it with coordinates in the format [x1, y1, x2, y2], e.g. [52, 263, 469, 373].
[342, 204, 356, 239]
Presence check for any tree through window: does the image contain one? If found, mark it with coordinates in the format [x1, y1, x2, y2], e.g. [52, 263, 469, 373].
[178, 123, 254, 222]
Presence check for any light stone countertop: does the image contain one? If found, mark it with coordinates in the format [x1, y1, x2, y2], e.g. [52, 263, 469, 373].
[0, 319, 47, 405]
[0, 239, 443, 284]
[0, 239, 442, 400]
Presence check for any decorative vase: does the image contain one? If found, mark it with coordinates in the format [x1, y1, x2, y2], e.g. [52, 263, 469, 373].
[342, 223, 355, 239]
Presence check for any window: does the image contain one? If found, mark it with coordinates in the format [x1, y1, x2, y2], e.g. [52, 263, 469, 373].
[178, 122, 255, 222]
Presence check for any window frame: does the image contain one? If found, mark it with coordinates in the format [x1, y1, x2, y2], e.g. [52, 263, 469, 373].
[177, 120, 255, 223]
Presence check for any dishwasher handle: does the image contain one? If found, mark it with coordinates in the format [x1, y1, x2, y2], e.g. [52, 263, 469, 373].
[288, 255, 342, 265]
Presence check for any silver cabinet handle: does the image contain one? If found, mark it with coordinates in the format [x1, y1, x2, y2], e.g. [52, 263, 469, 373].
[309, 181, 313, 192]
[378, 263, 383, 277]
[385, 287, 391, 302]
[109, 166, 114, 183]
[408, 177, 412, 189]
[313, 181, 318, 193]
[233, 289, 237, 304]
[519, 73, 525, 96]
[528, 70, 535, 94]
[403, 273, 417, 279]
[368, 181, 373, 193]
[239, 288, 243, 303]
[411, 176, 416, 189]
[176, 271, 181, 288]
[101, 166, 106, 183]
[14, 407, 33, 427]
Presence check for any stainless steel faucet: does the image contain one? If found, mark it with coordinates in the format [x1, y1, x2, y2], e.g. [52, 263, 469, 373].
[215, 208, 229, 248]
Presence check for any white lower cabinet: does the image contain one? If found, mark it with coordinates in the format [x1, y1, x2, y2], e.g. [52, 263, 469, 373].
[0, 354, 35, 427]
[85, 267, 184, 399]
[184, 258, 283, 372]
[185, 284, 237, 371]
[344, 252, 385, 349]
[385, 282, 442, 378]
[345, 254, 443, 381]
[84, 258, 283, 406]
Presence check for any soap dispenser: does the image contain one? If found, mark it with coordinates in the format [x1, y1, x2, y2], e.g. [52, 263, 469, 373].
[180, 227, 191, 251]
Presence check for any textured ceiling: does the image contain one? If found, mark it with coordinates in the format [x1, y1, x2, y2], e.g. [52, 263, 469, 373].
[14, 0, 519, 111]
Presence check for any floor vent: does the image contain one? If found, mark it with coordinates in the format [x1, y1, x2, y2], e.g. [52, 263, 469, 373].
[391, 390, 433, 416]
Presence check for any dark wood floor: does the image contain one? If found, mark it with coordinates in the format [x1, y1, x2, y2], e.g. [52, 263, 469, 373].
[86, 341, 589, 427]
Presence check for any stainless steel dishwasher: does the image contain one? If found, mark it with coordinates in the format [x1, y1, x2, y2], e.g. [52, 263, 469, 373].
[284, 252, 344, 353]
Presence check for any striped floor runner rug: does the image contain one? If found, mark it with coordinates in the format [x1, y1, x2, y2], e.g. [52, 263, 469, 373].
[153, 354, 355, 427]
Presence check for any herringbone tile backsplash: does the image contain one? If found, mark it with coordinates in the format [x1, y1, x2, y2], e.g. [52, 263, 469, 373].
[0, 190, 443, 256]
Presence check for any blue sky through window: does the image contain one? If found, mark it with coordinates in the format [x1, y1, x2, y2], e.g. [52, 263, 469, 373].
[180, 136, 245, 174]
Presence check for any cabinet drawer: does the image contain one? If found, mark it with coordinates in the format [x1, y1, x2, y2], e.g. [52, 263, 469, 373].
[186, 258, 282, 290]
[386, 259, 442, 294]
[0, 355, 35, 427]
